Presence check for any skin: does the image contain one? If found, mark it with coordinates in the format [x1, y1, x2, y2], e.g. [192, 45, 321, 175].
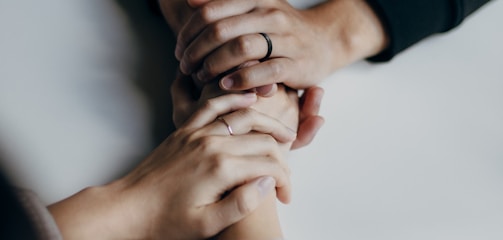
[48, 93, 296, 240]
[159, 0, 384, 145]
[197, 82, 298, 240]
[172, 0, 389, 95]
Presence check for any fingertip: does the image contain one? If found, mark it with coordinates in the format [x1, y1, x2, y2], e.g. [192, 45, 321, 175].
[180, 61, 189, 75]
[220, 77, 234, 90]
[175, 45, 182, 60]
[277, 186, 292, 205]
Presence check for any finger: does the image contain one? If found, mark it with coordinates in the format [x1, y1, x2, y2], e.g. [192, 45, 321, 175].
[183, 93, 258, 130]
[220, 58, 299, 91]
[201, 176, 276, 236]
[180, 10, 282, 74]
[291, 86, 324, 149]
[291, 115, 324, 150]
[203, 134, 286, 160]
[198, 108, 296, 142]
[194, 33, 286, 83]
[254, 83, 278, 97]
[300, 87, 324, 117]
[176, 0, 258, 61]
[203, 154, 291, 203]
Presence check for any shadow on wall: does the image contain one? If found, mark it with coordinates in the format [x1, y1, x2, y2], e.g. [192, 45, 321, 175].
[115, 0, 178, 145]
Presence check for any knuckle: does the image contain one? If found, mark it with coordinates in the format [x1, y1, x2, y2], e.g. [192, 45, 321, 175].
[201, 98, 217, 112]
[196, 136, 218, 153]
[202, 59, 217, 76]
[235, 194, 253, 216]
[173, 129, 190, 144]
[268, 60, 284, 79]
[269, 9, 288, 26]
[181, 131, 203, 149]
[183, 48, 197, 64]
[210, 22, 230, 42]
[233, 36, 255, 56]
[199, 5, 216, 24]
[235, 69, 257, 87]
[207, 153, 231, 177]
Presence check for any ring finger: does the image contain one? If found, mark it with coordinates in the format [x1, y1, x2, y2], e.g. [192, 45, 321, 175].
[180, 9, 284, 75]
[219, 57, 303, 91]
[195, 33, 287, 83]
[196, 108, 297, 143]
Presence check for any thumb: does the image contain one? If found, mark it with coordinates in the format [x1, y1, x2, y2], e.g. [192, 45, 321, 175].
[291, 115, 324, 150]
[202, 176, 275, 235]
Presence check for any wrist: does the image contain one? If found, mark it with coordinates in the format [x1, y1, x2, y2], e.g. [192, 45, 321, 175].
[217, 191, 283, 240]
[305, 0, 389, 69]
[48, 182, 146, 240]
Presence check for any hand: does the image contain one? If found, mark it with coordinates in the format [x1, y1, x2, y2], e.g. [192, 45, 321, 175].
[175, 0, 388, 94]
[176, 0, 333, 91]
[171, 73, 324, 150]
[49, 93, 295, 240]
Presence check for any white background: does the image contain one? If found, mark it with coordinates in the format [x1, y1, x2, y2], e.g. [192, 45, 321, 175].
[1, 1, 502, 239]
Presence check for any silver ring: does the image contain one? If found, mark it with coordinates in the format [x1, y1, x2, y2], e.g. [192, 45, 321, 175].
[259, 32, 272, 62]
[218, 117, 233, 135]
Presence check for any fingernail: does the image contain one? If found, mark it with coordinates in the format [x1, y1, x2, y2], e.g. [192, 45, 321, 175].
[243, 92, 257, 99]
[257, 176, 275, 197]
[175, 45, 182, 60]
[220, 77, 234, 90]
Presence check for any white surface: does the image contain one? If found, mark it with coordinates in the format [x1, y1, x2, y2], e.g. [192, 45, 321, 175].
[280, 2, 503, 239]
[0, 0, 502, 239]
[0, 1, 151, 203]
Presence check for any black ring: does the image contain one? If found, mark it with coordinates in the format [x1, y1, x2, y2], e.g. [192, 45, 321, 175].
[259, 32, 272, 62]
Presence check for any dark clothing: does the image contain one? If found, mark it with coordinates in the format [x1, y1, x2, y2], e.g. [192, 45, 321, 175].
[0, 169, 62, 240]
[0, 170, 38, 239]
[366, 0, 492, 61]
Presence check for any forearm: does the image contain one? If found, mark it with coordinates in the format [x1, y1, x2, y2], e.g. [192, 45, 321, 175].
[48, 182, 147, 240]
[304, 0, 388, 68]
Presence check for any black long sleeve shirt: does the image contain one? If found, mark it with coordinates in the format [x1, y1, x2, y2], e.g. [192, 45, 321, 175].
[149, 0, 491, 61]
[366, 0, 492, 61]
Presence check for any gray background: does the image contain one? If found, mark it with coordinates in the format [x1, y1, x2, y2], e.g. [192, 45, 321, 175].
[1, 0, 502, 239]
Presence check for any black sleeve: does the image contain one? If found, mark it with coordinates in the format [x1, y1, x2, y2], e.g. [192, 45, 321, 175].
[0, 170, 38, 240]
[148, 0, 162, 15]
[366, 0, 492, 62]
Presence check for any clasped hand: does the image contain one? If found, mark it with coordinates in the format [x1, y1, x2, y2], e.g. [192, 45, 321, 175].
[175, 0, 337, 94]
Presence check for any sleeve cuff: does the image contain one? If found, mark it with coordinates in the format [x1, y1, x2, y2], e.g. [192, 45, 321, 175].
[15, 189, 63, 240]
[365, 0, 462, 62]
